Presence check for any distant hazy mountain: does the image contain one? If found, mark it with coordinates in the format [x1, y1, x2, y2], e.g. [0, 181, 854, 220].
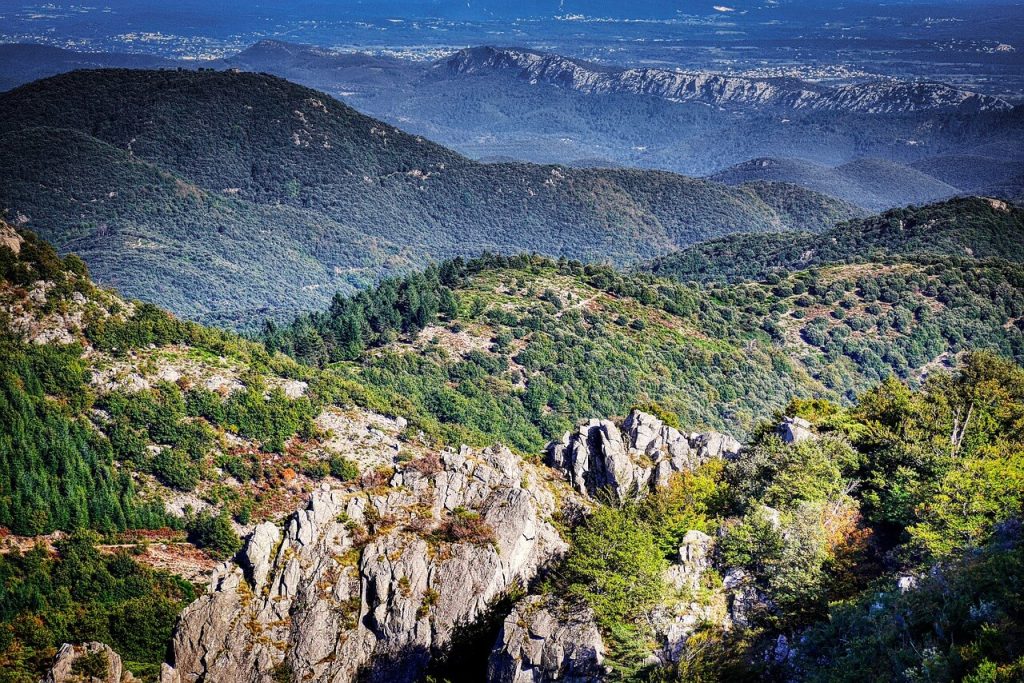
[0, 43, 177, 92]
[441, 46, 1013, 115]
[0, 68, 855, 325]
[710, 156, 1024, 211]
[709, 158, 960, 212]
[2, 41, 1021, 211]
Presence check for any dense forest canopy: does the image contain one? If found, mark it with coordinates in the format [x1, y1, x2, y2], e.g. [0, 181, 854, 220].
[1, 194, 1023, 681]
[645, 197, 1024, 283]
[0, 68, 857, 326]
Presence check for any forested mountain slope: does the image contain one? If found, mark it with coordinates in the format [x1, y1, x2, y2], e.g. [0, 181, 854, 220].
[0, 69, 856, 326]
[645, 197, 1024, 283]
[3, 220, 1023, 683]
[266, 207, 1024, 446]
[708, 157, 964, 212]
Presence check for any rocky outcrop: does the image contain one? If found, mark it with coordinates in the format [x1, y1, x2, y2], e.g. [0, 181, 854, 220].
[548, 418, 639, 501]
[45, 642, 128, 683]
[722, 568, 775, 629]
[488, 596, 605, 683]
[655, 531, 731, 664]
[778, 416, 816, 444]
[664, 530, 714, 594]
[0, 222, 23, 254]
[163, 445, 566, 683]
[547, 410, 740, 500]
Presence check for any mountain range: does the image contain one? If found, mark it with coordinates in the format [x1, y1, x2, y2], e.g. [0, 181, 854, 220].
[440, 46, 1014, 115]
[2, 41, 1022, 212]
[0, 68, 856, 325]
[1, 57, 1023, 683]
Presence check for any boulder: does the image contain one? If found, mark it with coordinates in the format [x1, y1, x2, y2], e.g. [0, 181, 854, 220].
[896, 575, 918, 594]
[778, 416, 815, 444]
[44, 642, 125, 683]
[488, 596, 605, 683]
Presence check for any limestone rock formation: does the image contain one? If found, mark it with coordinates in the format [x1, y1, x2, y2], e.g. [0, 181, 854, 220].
[44, 642, 127, 683]
[163, 445, 566, 683]
[664, 530, 714, 594]
[488, 596, 605, 683]
[656, 531, 731, 664]
[778, 416, 816, 444]
[548, 410, 740, 499]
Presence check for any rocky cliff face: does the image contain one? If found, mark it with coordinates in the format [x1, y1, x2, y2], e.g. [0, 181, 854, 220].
[162, 445, 567, 683]
[488, 596, 606, 683]
[46, 410, 797, 682]
[547, 409, 740, 500]
[442, 47, 1012, 114]
[45, 642, 130, 683]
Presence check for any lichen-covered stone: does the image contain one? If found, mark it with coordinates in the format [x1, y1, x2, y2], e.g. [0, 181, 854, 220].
[164, 445, 566, 683]
[488, 596, 605, 683]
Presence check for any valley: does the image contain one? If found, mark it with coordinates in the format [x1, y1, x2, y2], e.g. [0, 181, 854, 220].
[0, 68, 855, 326]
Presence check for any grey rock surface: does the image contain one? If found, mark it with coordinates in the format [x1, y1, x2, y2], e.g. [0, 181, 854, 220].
[164, 445, 566, 683]
[488, 596, 605, 683]
[778, 416, 816, 444]
[44, 642, 126, 683]
[664, 530, 713, 594]
[548, 410, 740, 499]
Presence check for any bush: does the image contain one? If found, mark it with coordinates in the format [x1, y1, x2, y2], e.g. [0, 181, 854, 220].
[436, 507, 496, 545]
[329, 456, 360, 481]
[151, 449, 201, 491]
[186, 510, 242, 559]
[72, 651, 109, 679]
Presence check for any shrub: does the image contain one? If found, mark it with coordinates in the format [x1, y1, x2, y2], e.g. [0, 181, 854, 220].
[186, 510, 242, 559]
[329, 456, 360, 481]
[436, 507, 496, 545]
[72, 651, 109, 679]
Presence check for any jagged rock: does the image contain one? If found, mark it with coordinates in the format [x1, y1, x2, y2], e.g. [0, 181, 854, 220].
[768, 634, 793, 665]
[0, 223, 24, 254]
[548, 418, 640, 500]
[44, 642, 125, 683]
[722, 569, 773, 629]
[656, 531, 731, 663]
[896, 575, 918, 593]
[242, 521, 281, 590]
[163, 445, 566, 683]
[664, 530, 713, 593]
[778, 416, 815, 444]
[488, 596, 605, 683]
[548, 411, 740, 499]
[159, 663, 181, 683]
